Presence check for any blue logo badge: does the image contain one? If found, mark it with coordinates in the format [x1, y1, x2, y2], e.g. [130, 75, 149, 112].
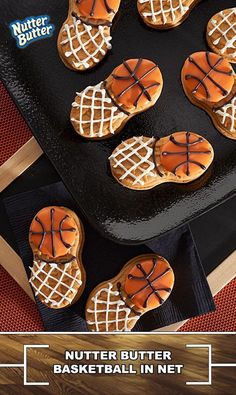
[9, 15, 55, 48]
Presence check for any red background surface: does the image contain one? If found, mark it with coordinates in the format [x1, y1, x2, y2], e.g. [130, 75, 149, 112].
[0, 265, 44, 332]
[0, 82, 32, 166]
[179, 277, 236, 332]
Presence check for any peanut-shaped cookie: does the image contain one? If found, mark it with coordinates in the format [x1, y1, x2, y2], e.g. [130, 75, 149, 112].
[86, 254, 174, 332]
[181, 51, 236, 140]
[58, 0, 121, 71]
[29, 206, 86, 309]
[109, 131, 214, 190]
[71, 58, 163, 139]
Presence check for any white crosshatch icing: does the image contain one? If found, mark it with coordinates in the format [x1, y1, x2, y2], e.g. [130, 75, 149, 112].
[29, 260, 82, 307]
[87, 282, 139, 331]
[208, 9, 236, 59]
[60, 14, 112, 69]
[71, 82, 126, 137]
[214, 96, 236, 133]
[138, 0, 189, 24]
[109, 136, 157, 185]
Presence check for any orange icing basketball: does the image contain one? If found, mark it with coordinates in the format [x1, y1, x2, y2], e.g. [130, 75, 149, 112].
[159, 132, 212, 178]
[77, 0, 121, 20]
[182, 51, 234, 103]
[30, 207, 77, 259]
[110, 58, 163, 109]
[124, 257, 174, 310]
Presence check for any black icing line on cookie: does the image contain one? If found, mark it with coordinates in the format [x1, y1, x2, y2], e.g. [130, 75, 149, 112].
[185, 52, 232, 100]
[213, 93, 236, 112]
[76, 0, 115, 17]
[72, 11, 112, 27]
[162, 132, 212, 176]
[127, 258, 171, 309]
[112, 58, 160, 107]
[103, 81, 130, 115]
[30, 208, 76, 257]
[117, 282, 141, 316]
[152, 138, 164, 177]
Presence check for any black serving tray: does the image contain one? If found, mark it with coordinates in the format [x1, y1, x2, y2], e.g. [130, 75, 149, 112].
[0, 0, 235, 244]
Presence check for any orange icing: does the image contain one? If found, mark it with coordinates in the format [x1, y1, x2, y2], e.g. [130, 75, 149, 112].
[182, 51, 234, 103]
[110, 58, 162, 109]
[124, 257, 174, 310]
[76, 0, 120, 20]
[30, 206, 77, 259]
[160, 132, 212, 178]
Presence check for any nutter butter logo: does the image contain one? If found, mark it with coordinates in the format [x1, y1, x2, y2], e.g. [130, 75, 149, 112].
[9, 15, 55, 48]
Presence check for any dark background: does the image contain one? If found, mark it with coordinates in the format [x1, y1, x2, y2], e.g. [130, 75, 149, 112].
[0, 154, 235, 277]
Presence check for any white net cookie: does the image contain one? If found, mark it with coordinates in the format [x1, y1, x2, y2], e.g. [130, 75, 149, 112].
[109, 136, 158, 186]
[71, 82, 126, 138]
[138, 0, 189, 24]
[29, 260, 82, 308]
[208, 9, 236, 60]
[214, 95, 236, 134]
[60, 14, 112, 70]
[86, 282, 139, 331]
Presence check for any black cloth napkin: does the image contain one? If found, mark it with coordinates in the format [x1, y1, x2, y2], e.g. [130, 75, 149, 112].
[3, 182, 215, 331]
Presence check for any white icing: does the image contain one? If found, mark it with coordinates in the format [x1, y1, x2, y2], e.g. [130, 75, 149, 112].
[139, 0, 189, 24]
[109, 136, 157, 185]
[215, 96, 236, 133]
[208, 9, 236, 59]
[87, 282, 139, 332]
[29, 260, 82, 307]
[60, 15, 112, 69]
[71, 82, 125, 137]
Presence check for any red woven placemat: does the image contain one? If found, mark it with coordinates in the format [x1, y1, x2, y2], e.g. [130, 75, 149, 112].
[0, 265, 44, 332]
[0, 81, 32, 166]
[180, 277, 236, 332]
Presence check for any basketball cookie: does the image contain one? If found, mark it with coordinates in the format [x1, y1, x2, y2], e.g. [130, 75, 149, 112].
[71, 58, 163, 139]
[58, 0, 121, 71]
[29, 206, 86, 309]
[86, 254, 174, 332]
[109, 131, 214, 190]
[181, 51, 236, 140]
[137, 0, 199, 29]
[207, 8, 236, 64]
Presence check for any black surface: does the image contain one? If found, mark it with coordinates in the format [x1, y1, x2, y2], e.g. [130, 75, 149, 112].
[3, 182, 214, 332]
[191, 197, 236, 274]
[0, 0, 235, 244]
